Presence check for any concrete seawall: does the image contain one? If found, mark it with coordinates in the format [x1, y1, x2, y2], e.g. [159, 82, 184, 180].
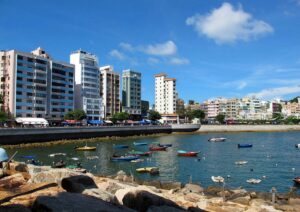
[0, 126, 172, 145]
[198, 124, 300, 133]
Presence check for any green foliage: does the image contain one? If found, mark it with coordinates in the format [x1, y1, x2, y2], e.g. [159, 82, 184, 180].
[284, 116, 300, 124]
[0, 94, 3, 104]
[289, 96, 300, 103]
[215, 114, 225, 124]
[64, 109, 87, 120]
[148, 110, 161, 121]
[191, 109, 205, 120]
[0, 111, 7, 122]
[111, 112, 129, 123]
[273, 113, 283, 120]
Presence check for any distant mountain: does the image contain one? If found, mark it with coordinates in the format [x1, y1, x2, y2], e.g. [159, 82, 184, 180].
[289, 96, 300, 103]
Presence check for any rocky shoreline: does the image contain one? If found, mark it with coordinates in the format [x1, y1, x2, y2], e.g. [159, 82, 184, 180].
[0, 162, 299, 211]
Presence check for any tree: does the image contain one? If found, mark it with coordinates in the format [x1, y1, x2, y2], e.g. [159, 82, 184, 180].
[192, 110, 205, 120]
[111, 112, 129, 123]
[273, 112, 283, 120]
[215, 114, 225, 124]
[64, 109, 86, 120]
[0, 111, 7, 122]
[148, 110, 161, 121]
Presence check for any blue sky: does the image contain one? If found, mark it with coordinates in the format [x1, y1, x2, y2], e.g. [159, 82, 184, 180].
[1, 0, 300, 105]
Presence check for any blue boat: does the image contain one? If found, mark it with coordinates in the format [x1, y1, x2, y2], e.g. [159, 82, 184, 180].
[238, 144, 253, 148]
[113, 144, 129, 149]
[111, 155, 140, 162]
[158, 143, 172, 147]
[133, 142, 148, 146]
[20, 155, 36, 159]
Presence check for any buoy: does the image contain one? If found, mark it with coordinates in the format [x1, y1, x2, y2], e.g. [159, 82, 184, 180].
[227, 175, 231, 178]
[292, 168, 295, 171]
[250, 168, 254, 172]
[263, 175, 266, 178]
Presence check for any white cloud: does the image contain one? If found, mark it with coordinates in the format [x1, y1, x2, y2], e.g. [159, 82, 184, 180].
[147, 57, 160, 65]
[119, 42, 134, 51]
[186, 2, 273, 44]
[109, 49, 125, 60]
[143, 40, 177, 56]
[169, 57, 190, 65]
[237, 81, 247, 90]
[247, 85, 300, 99]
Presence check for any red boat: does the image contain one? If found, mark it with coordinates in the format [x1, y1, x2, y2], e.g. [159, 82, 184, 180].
[149, 146, 167, 151]
[293, 177, 300, 185]
[177, 150, 199, 157]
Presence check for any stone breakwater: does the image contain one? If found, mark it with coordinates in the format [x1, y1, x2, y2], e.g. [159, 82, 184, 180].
[198, 125, 300, 133]
[1, 162, 300, 211]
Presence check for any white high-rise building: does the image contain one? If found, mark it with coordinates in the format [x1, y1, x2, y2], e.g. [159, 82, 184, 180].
[155, 73, 177, 114]
[70, 50, 104, 120]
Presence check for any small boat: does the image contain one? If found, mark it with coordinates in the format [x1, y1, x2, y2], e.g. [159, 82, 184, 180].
[111, 155, 140, 162]
[86, 156, 99, 160]
[235, 161, 248, 165]
[293, 177, 300, 184]
[246, 179, 261, 184]
[177, 150, 199, 157]
[149, 146, 168, 151]
[71, 157, 80, 161]
[113, 144, 129, 149]
[211, 176, 224, 183]
[131, 159, 144, 163]
[208, 137, 226, 142]
[133, 142, 148, 146]
[128, 150, 152, 156]
[49, 153, 67, 157]
[158, 143, 173, 147]
[20, 155, 36, 159]
[52, 160, 66, 168]
[238, 144, 253, 148]
[295, 144, 300, 148]
[75, 146, 96, 151]
[136, 167, 159, 175]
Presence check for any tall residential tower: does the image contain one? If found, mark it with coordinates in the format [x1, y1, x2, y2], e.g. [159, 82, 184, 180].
[70, 50, 104, 120]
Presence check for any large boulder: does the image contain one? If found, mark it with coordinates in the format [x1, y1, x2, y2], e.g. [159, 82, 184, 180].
[0, 173, 26, 190]
[143, 180, 162, 189]
[122, 190, 183, 212]
[28, 168, 81, 184]
[161, 181, 182, 190]
[61, 175, 97, 193]
[32, 192, 134, 212]
[204, 186, 224, 196]
[231, 196, 251, 205]
[0, 204, 31, 212]
[181, 183, 203, 194]
[184, 193, 202, 203]
[147, 205, 185, 212]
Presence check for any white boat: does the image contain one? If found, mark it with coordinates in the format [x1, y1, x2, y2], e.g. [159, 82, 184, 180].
[131, 159, 144, 163]
[86, 156, 99, 160]
[246, 178, 261, 184]
[49, 153, 66, 157]
[211, 176, 224, 183]
[295, 144, 300, 148]
[208, 137, 227, 142]
[235, 161, 248, 165]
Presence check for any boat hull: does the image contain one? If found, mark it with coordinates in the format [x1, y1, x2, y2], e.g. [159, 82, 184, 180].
[177, 152, 198, 157]
[111, 156, 139, 162]
[238, 144, 253, 148]
[75, 147, 96, 151]
[170, 124, 200, 132]
[149, 146, 167, 151]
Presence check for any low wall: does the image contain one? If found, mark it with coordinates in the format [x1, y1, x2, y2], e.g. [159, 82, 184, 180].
[0, 126, 172, 145]
[198, 125, 300, 133]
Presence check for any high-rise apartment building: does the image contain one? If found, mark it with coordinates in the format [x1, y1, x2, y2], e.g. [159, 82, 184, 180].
[70, 50, 104, 120]
[155, 73, 177, 114]
[0, 47, 74, 120]
[100, 65, 120, 118]
[122, 70, 141, 116]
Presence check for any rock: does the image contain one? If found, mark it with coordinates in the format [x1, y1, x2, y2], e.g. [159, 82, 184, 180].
[187, 206, 206, 212]
[0, 204, 31, 212]
[143, 180, 162, 189]
[204, 186, 224, 196]
[182, 183, 203, 194]
[28, 168, 81, 184]
[61, 175, 98, 193]
[82, 188, 117, 203]
[27, 164, 52, 175]
[32, 192, 134, 212]
[250, 192, 257, 199]
[122, 190, 183, 212]
[123, 175, 134, 183]
[184, 193, 202, 203]
[101, 181, 125, 194]
[0, 173, 26, 190]
[256, 192, 271, 201]
[289, 198, 300, 205]
[147, 205, 185, 212]
[232, 196, 250, 205]
[275, 204, 299, 211]
[161, 181, 182, 190]
[115, 170, 126, 181]
[217, 190, 232, 198]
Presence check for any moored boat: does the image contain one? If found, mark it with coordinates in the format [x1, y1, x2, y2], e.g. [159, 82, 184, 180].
[177, 150, 199, 157]
[208, 137, 226, 142]
[75, 146, 96, 151]
[235, 161, 248, 165]
[113, 144, 129, 149]
[211, 176, 224, 183]
[293, 177, 300, 185]
[52, 160, 66, 168]
[136, 167, 159, 175]
[49, 153, 67, 157]
[133, 142, 148, 146]
[158, 143, 172, 147]
[238, 144, 253, 148]
[127, 150, 152, 156]
[246, 178, 261, 184]
[295, 144, 300, 148]
[149, 146, 168, 151]
[111, 155, 139, 162]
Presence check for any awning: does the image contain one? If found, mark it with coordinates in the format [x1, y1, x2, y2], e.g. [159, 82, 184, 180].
[87, 120, 104, 124]
[104, 120, 113, 124]
[15, 117, 49, 125]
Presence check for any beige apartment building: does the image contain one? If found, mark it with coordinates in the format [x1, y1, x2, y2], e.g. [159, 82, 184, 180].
[100, 65, 120, 118]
